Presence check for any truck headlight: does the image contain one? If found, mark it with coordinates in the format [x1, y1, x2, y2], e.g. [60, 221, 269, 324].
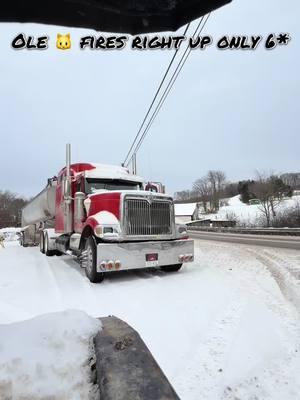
[175, 224, 188, 238]
[94, 225, 121, 239]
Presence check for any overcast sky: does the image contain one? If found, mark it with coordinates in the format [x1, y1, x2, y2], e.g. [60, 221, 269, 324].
[0, 0, 299, 198]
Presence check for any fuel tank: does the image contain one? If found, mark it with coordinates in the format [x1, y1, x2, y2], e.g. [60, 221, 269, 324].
[22, 181, 57, 227]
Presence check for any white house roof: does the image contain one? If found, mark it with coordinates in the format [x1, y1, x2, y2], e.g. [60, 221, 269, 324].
[174, 203, 197, 216]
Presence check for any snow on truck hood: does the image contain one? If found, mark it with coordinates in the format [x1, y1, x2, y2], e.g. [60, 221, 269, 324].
[84, 163, 144, 184]
[87, 190, 173, 199]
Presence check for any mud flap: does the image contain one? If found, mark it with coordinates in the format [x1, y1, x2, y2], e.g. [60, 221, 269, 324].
[95, 316, 180, 400]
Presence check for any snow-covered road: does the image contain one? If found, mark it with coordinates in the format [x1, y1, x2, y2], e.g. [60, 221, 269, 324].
[1, 240, 300, 399]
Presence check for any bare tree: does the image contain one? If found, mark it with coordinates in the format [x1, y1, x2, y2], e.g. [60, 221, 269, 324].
[207, 170, 226, 211]
[215, 170, 226, 192]
[273, 202, 300, 228]
[251, 172, 285, 227]
[193, 170, 226, 212]
[280, 172, 300, 189]
[193, 177, 210, 212]
[0, 190, 28, 228]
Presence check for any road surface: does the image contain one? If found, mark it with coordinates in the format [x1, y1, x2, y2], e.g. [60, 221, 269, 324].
[189, 230, 300, 250]
[1, 239, 300, 399]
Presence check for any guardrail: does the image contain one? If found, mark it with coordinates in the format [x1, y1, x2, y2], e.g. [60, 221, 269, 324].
[187, 226, 300, 236]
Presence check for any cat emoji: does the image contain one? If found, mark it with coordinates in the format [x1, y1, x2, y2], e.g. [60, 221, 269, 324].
[56, 33, 71, 50]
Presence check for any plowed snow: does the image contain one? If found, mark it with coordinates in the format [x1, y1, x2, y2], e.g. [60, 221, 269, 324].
[0, 240, 300, 399]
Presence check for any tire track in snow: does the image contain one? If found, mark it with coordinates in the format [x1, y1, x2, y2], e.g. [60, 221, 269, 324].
[42, 255, 97, 311]
[261, 249, 300, 280]
[31, 249, 66, 310]
[246, 248, 300, 313]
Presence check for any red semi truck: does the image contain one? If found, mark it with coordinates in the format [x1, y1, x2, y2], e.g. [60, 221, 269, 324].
[21, 145, 194, 282]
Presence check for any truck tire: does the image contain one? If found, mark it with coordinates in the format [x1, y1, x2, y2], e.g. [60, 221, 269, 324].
[40, 231, 45, 254]
[161, 264, 182, 272]
[44, 232, 55, 257]
[84, 236, 104, 283]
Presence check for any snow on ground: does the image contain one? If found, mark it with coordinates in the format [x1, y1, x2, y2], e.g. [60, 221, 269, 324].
[202, 194, 300, 226]
[0, 310, 101, 400]
[0, 240, 300, 399]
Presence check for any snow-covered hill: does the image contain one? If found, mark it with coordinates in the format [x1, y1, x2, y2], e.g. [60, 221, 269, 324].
[200, 194, 300, 226]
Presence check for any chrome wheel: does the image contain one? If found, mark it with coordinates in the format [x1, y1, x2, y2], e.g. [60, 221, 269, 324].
[86, 244, 93, 276]
[83, 237, 104, 283]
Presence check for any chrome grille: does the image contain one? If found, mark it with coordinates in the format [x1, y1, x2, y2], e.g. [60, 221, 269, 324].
[125, 198, 172, 236]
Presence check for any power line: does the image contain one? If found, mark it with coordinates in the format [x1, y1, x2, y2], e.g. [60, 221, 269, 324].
[123, 23, 191, 166]
[133, 15, 209, 156]
[126, 14, 211, 166]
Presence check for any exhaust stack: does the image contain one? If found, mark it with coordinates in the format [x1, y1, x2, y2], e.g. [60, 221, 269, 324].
[132, 153, 137, 175]
[66, 143, 71, 181]
[64, 143, 73, 233]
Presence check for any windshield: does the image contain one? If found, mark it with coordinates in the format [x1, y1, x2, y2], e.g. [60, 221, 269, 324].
[85, 178, 141, 194]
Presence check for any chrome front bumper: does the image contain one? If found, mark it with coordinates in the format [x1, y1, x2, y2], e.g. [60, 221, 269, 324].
[96, 239, 194, 272]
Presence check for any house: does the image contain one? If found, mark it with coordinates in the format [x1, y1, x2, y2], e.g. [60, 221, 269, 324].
[174, 203, 198, 224]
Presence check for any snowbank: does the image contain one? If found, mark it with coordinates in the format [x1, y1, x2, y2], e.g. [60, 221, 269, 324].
[1, 238, 300, 399]
[0, 310, 101, 400]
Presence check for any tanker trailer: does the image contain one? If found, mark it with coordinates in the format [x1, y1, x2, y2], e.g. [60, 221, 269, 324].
[20, 178, 57, 248]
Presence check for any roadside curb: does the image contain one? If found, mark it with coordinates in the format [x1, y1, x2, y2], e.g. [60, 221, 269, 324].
[95, 316, 180, 400]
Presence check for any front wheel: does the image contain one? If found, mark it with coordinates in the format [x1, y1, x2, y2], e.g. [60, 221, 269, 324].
[161, 264, 182, 272]
[84, 237, 104, 283]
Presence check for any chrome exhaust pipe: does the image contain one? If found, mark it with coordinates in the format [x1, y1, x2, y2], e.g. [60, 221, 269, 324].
[64, 143, 73, 233]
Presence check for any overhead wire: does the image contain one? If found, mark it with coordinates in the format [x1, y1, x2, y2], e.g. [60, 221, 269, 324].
[131, 14, 211, 158]
[123, 22, 191, 166]
[125, 13, 211, 167]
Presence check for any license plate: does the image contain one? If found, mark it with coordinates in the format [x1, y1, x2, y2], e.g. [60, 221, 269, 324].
[146, 260, 159, 267]
[146, 253, 158, 267]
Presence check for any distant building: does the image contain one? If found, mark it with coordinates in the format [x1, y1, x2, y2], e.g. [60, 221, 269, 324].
[187, 218, 236, 228]
[174, 203, 199, 224]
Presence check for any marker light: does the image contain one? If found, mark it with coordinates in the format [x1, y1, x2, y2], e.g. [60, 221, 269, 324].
[100, 261, 106, 271]
[107, 261, 114, 270]
[179, 255, 185, 262]
[115, 260, 121, 270]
